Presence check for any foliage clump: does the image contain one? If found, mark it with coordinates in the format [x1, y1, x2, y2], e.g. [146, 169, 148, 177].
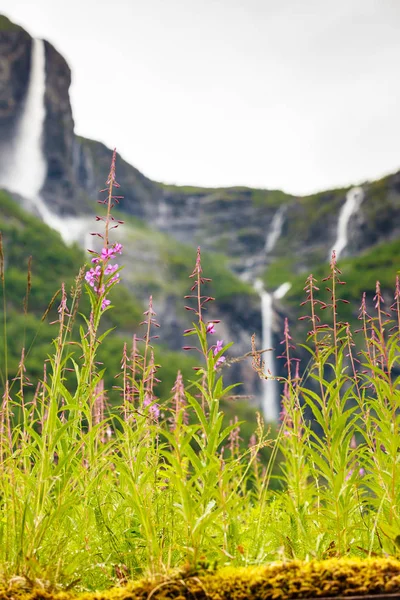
[1, 153, 400, 593]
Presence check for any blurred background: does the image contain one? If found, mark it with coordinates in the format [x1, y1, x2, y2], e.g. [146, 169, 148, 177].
[1, 0, 400, 193]
[0, 0, 399, 434]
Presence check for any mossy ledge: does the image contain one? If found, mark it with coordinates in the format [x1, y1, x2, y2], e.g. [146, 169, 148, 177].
[0, 14, 26, 31]
[3, 559, 400, 600]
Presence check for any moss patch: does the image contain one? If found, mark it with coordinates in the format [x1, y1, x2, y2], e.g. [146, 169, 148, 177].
[3, 559, 400, 599]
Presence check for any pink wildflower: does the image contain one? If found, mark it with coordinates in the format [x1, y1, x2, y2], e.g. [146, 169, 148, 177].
[101, 298, 111, 310]
[214, 340, 224, 355]
[215, 355, 226, 368]
[213, 339, 226, 369]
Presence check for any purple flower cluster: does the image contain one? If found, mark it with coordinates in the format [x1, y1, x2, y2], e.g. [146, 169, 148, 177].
[91, 244, 123, 263]
[206, 323, 226, 369]
[85, 242, 123, 310]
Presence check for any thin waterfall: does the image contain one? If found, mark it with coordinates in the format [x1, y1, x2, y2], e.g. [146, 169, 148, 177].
[254, 279, 279, 422]
[0, 38, 94, 248]
[329, 187, 364, 260]
[254, 278, 292, 422]
[252, 205, 289, 422]
[265, 205, 285, 253]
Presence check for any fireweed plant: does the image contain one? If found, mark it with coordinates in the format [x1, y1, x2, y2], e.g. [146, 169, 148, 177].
[0, 153, 400, 590]
[277, 252, 400, 559]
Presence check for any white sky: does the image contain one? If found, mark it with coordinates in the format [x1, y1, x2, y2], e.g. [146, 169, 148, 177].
[1, 0, 400, 194]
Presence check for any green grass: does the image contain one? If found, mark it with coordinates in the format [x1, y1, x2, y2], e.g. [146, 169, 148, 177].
[1, 163, 400, 594]
[1, 217, 400, 590]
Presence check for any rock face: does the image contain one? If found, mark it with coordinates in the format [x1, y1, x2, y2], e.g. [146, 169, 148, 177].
[78, 141, 400, 283]
[41, 40, 78, 213]
[76, 137, 164, 219]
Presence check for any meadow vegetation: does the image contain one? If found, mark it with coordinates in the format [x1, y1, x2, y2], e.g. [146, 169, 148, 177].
[0, 154, 400, 595]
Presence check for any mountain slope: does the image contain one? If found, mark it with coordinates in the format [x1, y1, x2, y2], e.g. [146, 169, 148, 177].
[1, 13, 400, 413]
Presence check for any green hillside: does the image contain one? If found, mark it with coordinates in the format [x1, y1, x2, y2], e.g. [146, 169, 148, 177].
[0, 190, 199, 398]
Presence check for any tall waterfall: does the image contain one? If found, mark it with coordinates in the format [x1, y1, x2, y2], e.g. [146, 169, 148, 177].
[0, 38, 47, 197]
[254, 279, 279, 422]
[329, 187, 364, 260]
[251, 206, 291, 422]
[0, 38, 93, 248]
[254, 278, 292, 422]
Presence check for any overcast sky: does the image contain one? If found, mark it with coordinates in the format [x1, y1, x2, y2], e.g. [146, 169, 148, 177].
[1, 0, 400, 194]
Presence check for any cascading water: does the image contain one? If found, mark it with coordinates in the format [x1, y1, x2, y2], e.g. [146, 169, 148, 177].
[252, 206, 291, 422]
[274, 281, 292, 299]
[0, 38, 93, 248]
[254, 278, 292, 422]
[0, 38, 47, 197]
[254, 279, 279, 422]
[329, 187, 364, 260]
[264, 205, 286, 253]
[35, 196, 94, 248]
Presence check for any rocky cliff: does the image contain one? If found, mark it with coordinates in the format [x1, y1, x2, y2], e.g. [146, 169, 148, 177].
[78, 135, 400, 287]
[41, 40, 80, 213]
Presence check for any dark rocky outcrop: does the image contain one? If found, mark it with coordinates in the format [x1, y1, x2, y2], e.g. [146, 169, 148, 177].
[41, 40, 78, 213]
[76, 137, 164, 218]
